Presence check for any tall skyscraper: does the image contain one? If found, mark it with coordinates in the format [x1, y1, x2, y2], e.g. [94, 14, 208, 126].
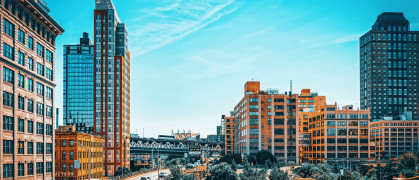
[94, 0, 131, 175]
[360, 12, 419, 120]
[0, 0, 64, 179]
[63, 32, 95, 134]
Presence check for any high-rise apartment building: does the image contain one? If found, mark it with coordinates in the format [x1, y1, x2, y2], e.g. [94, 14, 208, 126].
[233, 81, 300, 163]
[94, 0, 131, 175]
[63, 32, 94, 134]
[0, 0, 63, 179]
[360, 12, 419, 120]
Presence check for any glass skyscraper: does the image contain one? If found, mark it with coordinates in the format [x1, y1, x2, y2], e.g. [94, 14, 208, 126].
[360, 12, 419, 120]
[63, 32, 95, 133]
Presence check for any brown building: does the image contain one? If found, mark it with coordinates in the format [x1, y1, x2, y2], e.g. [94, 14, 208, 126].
[93, 0, 131, 176]
[55, 126, 104, 180]
[303, 104, 372, 164]
[370, 120, 419, 160]
[233, 81, 303, 163]
[224, 116, 234, 154]
[0, 0, 63, 179]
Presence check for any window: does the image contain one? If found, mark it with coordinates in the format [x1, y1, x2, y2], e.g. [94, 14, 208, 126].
[36, 43, 44, 57]
[28, 57, 33, 70]
[27, 163, 33, 175]
[327, 121, 335, 126]
[18, 118, 24, 132]
[3, 43, 14, 60]
[3, 19, 14, 37]
[3, 91, 14, 107]
[18, 141, 24, 154]
[70, 140, 74, 147]
[28, 36, 34, 49]
[359, 114, 368, 119]
[3, 140, 13, 154]
[27, 99, 34, 112]
[337, 129, 347, 135]
[36, 142, 43, 154]
[62, 140, 67, 147]
[3, 115, 13, 131]
[46, 68, 52, 80]
[18, 73, 24, 88]
[249, 98, 258, 102]
[18, 96, 24, 110]
[3, 164, 13, 178]
[46, 50, 52, 62]
[70, 164, 74, 171]
[36, 82, 44, 96]
[18, 29, 25, 44]
[349, 114, 358, 119]
[28, 78, 33, 91]
[36, 103, 44, 115]
[28, 120, 34, 133]
[36, 162, 43, 174]
[46, 124, 52, 135]
[46, 87, 53, 99]
[46, 162, 52, 173]
[46, 143, 52, 154]
[337, 121, 347, 126]
[18, 163, 24, 176]
[70, 151, 74, 159]
[18, 51, 25, 65]
[327, 128, 335, 136]
[27, 142, 34, 154]
[3, 67, 14, 83]
[274, 129, 284, 135]
[36, 122, 43, 134]
[46, 105, 52, 117]
[62, 151, 66, 159]
[36, 63, 44, 76]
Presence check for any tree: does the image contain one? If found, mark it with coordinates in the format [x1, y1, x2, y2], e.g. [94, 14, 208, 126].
[114, 167, 131, 176]
[166, 158, 186, 166]
[269, 166, 289, 180]
[239, 159, 267, 180]
[297, 164, 337, 180]
[255, 151, 277, 165]
[401, 169, 416, 178]
[218, 154, 242, 165]
[398, 152, 418, 170]
[170, 165, 194, 180]
[205, 163, 238, 180]
[231, 160, 238, 172]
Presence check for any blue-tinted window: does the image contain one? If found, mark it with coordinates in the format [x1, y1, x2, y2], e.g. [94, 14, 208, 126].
[18, 51, 24, 65]
[3, 19, 14, 37]
[3, 43, 14, 60]
[18, 29, 25, 44]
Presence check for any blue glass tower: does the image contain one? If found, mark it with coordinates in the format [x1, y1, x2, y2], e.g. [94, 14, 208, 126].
[63, 32, 95, 133]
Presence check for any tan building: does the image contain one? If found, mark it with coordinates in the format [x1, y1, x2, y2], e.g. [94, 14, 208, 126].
[93, 0, 130, 175]
[225, 116, 234, 154]
[304, 104, 372, 164]
[55, 126, 104, 180]
[0, 0, 63, 179]
[370, 120, 419, 160]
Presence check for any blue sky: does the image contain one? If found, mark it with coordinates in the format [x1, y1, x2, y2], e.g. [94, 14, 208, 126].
[48, 0, 419, 138]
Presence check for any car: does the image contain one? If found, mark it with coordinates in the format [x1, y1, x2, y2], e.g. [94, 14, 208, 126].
[159, 172, 167, 177]
[140, 177, 151, 180]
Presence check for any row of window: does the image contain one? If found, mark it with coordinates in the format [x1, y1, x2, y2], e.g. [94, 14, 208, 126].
[3, 67, 54, 98]
[2, 162, 52, 178]
[3, 140, 52, 155]
[3, 115, 53, 135]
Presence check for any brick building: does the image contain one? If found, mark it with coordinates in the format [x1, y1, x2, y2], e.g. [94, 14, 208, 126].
[303, 104, 372, 164]
[0, 0, 63, 179]
[370, 119, 419, 160]
[55, 126, 104, 180]
[224, 116, 234, 154]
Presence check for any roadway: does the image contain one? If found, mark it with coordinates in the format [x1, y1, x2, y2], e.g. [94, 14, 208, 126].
[125, 169, 171, 180]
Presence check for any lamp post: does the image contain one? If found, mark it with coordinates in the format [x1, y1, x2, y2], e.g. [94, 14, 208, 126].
[157, 144, 160, 180]
[77, 142, 91, 180]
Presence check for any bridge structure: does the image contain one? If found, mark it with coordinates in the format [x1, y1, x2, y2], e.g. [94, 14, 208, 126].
[130, 136, 225, 167]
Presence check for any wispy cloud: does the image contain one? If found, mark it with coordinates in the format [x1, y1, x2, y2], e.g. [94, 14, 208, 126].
[128, 0, 240, 57]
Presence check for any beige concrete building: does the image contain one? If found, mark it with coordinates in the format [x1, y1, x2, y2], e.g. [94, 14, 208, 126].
[0, 0, 63, 179]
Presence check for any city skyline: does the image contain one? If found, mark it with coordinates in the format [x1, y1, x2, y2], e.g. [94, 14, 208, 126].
[47, 0, 419, 138]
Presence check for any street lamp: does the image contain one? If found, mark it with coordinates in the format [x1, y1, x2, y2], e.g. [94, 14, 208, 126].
[77, 142, 91, 180]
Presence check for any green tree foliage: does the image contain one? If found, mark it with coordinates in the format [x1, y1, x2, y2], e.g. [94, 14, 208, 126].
[401, 169, 417, 178]
[297, 164, 337, 180]
[398, 152, 418, 170]
[218, 154, 242, 165]
[114, 167, 131, 176]
[231, 160, 238, 172]
[268, 166, 289, 180]
[170, 165, 194, 180]
[205, 163, 238, 180]
[255, 151, 277, 165]
[239, 159, 267, 180]
[166, 158, 186, 166]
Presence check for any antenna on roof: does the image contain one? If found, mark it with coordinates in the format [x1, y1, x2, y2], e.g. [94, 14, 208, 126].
[290, 80, 293, 97]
